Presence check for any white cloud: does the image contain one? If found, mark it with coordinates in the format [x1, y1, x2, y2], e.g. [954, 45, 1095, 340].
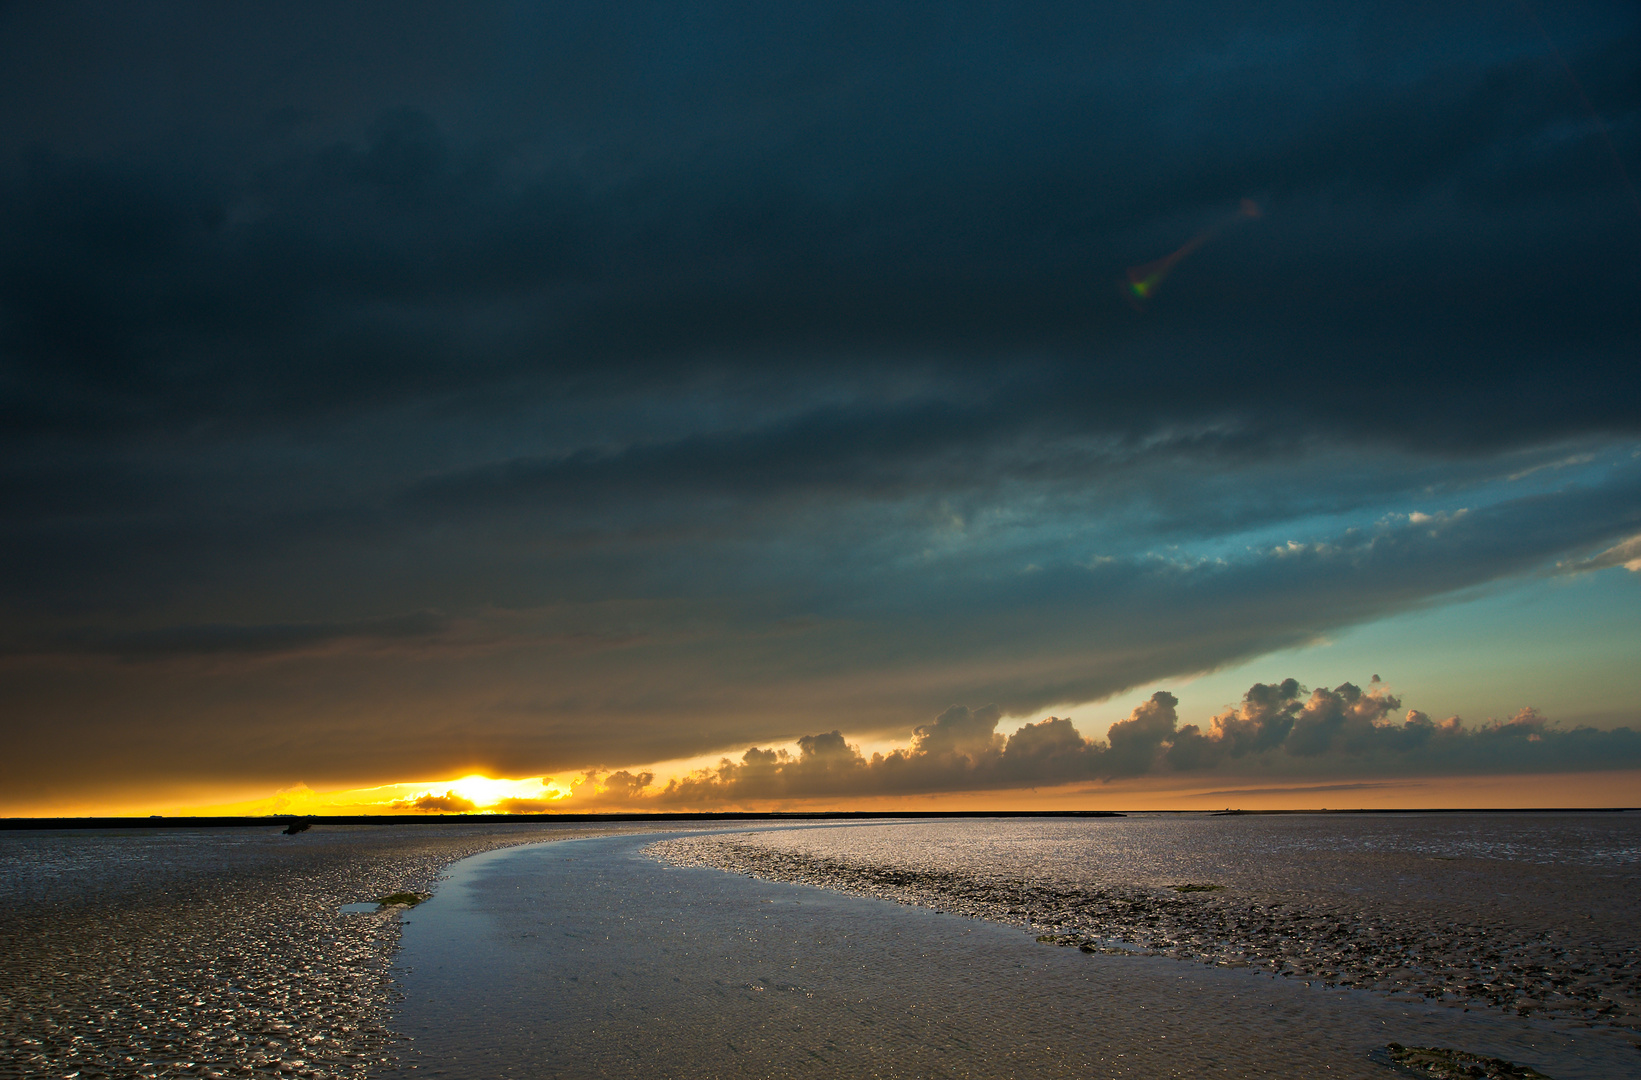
[1558, 533, 1641, 574]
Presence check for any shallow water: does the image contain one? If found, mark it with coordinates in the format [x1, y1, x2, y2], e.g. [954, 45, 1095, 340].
[384, 822, 1639, 1079]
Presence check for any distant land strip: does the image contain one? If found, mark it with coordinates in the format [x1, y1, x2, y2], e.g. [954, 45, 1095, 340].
[2, 807, 1635, 829]
[3, 810, 1124, 830]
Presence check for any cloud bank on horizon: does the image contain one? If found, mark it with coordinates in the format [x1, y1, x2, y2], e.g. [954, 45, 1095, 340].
[1, 2, 1638, 810]
[471, 677, 1640, 810]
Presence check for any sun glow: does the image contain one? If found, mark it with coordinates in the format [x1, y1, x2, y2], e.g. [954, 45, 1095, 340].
[147, 773, 582, 817]
[439, 774, 558, 809]
[382, 773, 583, 812]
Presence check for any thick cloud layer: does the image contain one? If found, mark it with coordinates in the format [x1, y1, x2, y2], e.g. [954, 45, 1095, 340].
[1, 3, 1638, 807]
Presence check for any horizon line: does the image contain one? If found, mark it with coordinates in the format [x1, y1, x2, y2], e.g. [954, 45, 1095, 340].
[3, 806, 1636, 830]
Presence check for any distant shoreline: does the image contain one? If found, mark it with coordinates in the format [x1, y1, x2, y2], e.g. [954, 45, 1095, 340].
[3, 809, 1126, 830]
[2, 806, 1632, 829]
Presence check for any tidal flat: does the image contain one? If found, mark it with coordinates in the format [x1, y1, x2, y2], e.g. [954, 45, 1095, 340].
[380, 818, 1637, 1080]
[5, 813, 1638, 1080]
[648, 813, 1641, 1074]
[0, 822, 650, 1080]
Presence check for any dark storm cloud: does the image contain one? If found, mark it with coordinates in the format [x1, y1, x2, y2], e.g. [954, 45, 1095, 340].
[4, 610, 454, 662]
[1, 2, 1638, 803]
[3, 3, 1635, 441]
[626, 680, 1641, 806]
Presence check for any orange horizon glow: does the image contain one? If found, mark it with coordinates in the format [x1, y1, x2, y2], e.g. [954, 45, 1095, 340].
[7, 766, 1638, 819]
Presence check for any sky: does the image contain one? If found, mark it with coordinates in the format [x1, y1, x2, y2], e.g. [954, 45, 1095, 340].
[2, 1, 1639, 816]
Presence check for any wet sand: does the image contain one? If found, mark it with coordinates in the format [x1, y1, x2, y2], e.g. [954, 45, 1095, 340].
[648, 814, 1641, 1041]
[384, 828, 1637, 1079]
[6, 814, 1637, 1079]
[0, 822, 652, 1080]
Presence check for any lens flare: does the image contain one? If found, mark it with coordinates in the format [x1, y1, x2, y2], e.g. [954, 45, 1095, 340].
[1122, 198, 1262, 309]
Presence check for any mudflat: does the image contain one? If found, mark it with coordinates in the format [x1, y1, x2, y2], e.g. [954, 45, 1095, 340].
[6, 813, 1637, 1080]
[383, 824, 1637, 1079]
[0, 822, 646, 1080]
[646, 813, 1641, 1077]
[650, 814, 1641, 1032]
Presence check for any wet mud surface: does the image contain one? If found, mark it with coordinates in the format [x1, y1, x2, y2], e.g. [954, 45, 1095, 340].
[1380, 1042, 1555, 1079]
[6, 814, 1636, 1080]
[0, 823, 647, 1080]
[647, 815, 1641, 1038]
[384, 829, 1635, 1080]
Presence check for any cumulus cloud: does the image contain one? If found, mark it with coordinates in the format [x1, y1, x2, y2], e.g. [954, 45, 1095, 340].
[565, 679, 1641, 807]
[489, 798, 558, 814]
[489, 769, 658, 812]
[392, 791, 477, 813]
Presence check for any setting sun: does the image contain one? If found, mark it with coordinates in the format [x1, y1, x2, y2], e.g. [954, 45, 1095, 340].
[440, 775, 553, 809]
